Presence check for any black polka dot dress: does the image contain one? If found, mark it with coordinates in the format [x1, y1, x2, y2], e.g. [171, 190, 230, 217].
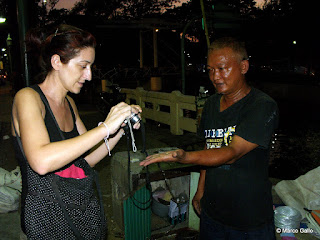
[13, 85, 107, 239]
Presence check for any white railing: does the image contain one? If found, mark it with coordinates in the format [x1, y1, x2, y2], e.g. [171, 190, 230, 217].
[122, 88, 197, 135]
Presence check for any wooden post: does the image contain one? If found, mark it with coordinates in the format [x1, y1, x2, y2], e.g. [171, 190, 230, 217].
[170, 91, 183, 135]
[153, 28, 158, 68]
[200, 0, 210, 48]
[139, 30, 144, 69]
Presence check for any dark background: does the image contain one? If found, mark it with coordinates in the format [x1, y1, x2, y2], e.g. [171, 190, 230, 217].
[0, 0, 319, 179]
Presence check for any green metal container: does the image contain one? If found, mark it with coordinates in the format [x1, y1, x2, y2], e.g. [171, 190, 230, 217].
[123, 186, 151, 240]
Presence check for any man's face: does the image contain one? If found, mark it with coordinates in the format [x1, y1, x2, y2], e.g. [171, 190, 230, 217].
[207, 47, 248, 95]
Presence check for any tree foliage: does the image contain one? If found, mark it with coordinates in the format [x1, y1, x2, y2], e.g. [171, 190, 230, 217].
[224, 0, 259, 17]
[69, 0, 181, 22]
[32, 0, 69, 27]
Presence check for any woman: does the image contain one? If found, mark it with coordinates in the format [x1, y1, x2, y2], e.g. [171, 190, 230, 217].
[11, 24, 141, 239]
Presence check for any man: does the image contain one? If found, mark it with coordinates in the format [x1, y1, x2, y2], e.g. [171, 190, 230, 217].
[140, 37, 278, 239]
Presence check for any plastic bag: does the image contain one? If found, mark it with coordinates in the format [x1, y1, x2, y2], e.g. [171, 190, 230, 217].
[275, 166, 320, 219]
[0, 166, 22, 213]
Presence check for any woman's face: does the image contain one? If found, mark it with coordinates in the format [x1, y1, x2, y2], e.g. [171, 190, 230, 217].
[59, 47, 95, 94]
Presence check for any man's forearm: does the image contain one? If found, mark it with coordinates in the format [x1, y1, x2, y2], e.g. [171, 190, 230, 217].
[183, 147, 236, 166]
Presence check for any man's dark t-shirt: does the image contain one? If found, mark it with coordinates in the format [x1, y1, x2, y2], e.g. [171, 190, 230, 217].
[198, 87, 279, 230]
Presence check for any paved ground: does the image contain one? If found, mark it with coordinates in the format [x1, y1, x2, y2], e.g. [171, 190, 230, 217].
[0, 82, 318, 239]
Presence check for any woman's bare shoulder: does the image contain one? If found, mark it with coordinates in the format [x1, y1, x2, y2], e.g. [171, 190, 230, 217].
[13, 87, 43, 113]
[14, 87, 39, 101]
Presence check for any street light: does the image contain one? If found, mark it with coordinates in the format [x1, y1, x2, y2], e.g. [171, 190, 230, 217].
[6, 34, 12, 46]
[6, 34, 13, 75]
[0, 18, 6, 23]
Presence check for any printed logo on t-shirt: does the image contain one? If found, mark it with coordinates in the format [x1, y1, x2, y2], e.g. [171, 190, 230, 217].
[204, 125, 236, 149]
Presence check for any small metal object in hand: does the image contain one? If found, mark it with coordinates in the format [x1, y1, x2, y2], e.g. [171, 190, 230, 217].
[124, 113, 141, 125]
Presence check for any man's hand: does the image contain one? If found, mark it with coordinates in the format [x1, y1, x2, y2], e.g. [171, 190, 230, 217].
[192, 191, 203, 216]
[139, 149, 186, 167]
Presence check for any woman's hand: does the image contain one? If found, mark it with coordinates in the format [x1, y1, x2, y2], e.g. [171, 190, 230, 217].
[104, 102, 142, 135]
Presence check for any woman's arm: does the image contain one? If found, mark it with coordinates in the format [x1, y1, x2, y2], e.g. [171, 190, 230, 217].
[68, 96, 140, 167]
[84, 129, 125, 167]
[12, 88, 132, 175]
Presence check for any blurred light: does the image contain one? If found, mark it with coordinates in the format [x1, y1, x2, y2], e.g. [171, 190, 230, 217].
[293, 40, 297, 45]
[1, 48, 6, 52]
[0, 18, 6, 23]
[155, 28, 159, 32]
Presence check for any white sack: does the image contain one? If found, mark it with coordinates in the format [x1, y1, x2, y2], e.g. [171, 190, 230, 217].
[274, 166, 320, 219]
